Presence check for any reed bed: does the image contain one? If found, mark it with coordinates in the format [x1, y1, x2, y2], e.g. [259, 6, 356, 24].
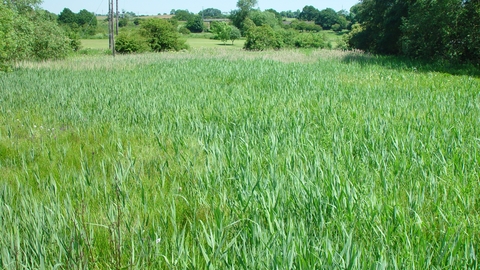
[1, 48, 479, 269]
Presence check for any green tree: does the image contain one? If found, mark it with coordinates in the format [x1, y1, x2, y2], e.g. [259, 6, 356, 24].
[32, 19, 70, 60]
[315, 8, 341, 30]
[250, 10, 281, 29]
[141, 18, 187, 51]
[186, 15, 204, 33]
[199, 8, 224, 19]
[401, 0, 480, 63]
[230, 26, 241, 44]
[230, 0, 258, 33]
[77, 9, 96, 26]
[244, 25, 283, 50]
[298, 5, 320, 21]
[211, 21, 231, 45]
[0, 4, 16, 71]
[1, 2, 72, 70]
[115, 31, 149, 53]
[349, 0, 409, 54]
[3, 0, 42, 13]
[173, 10, 193, 21]
[58, 8, 76, 25]
[118, 17, 128, 27]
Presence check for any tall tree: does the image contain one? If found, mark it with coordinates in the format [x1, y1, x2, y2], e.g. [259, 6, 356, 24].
[230, 0, 258, 33]
[349, 0, 409, 54]
[298, 5, 320, 21]
[58, 8, 77, 25]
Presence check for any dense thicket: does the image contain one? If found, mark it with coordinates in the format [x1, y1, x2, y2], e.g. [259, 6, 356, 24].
[348, 0, 480, 64]
[0, 1, 72, 71]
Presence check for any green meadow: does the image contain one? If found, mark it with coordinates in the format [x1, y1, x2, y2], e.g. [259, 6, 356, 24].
[0, 48, 479, 268]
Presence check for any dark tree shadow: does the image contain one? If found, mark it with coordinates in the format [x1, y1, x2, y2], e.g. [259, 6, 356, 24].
[341, 52, 480, 77]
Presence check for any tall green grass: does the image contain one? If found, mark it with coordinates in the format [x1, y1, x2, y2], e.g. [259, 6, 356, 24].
[0, 49, 479, 268]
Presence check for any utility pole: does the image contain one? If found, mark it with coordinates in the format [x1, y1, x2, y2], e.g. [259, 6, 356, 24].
[109, 0, 115, 56]
[116, 0, 119, 35]
[108, 0, 111, 50]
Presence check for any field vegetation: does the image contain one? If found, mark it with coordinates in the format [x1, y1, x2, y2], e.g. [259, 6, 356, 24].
[1, 48, 479, 268]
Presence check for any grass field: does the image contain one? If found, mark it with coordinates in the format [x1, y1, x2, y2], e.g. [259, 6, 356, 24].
[1, 48, 479, 268]
[80, 37, 245, 50]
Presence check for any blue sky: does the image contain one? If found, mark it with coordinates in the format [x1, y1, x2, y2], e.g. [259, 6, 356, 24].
[40, 0, 360, 16]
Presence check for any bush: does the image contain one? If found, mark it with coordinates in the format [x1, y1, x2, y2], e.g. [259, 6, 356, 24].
[278, 29, 299, 47]
[290, 20, 322, 32]
[141, 18, 188, 52]
[118, 18, 128, 27]
[294, 32, 326, 49]
[1, 4, 72, 70]
[244, 25, 283, 51]
[115, 31, 149, 54]
[133, 18, 142, 26]
[178, 26, 191, 35]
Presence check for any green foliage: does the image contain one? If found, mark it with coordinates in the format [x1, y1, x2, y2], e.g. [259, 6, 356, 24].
[241, 17, 256, 34]
[349, 0, 480, 64]
[199, 8, 224, 19]
[250, 10, 281, 29]
[0, 4, 15, 71]
[212, 23, 241, 45]
[294, 32, 326, 48]
[280, 10, 301, 19]
[76, 9, 97, 27]
[133, 18, 142, 26]
[211, 21, 231, 44]
[115, 31, 149, 54]
[316, 8, 341, 30]
[298, 5, 320, 21]
[244, 25, 282, 50]
[141, 18, 188, 51]
[58, 8, 76, 24]
[0, 3, 72, 70]
[67, 31, 82, 52]
[172, 9, 193, 21]
[2, 50, 479, 268]
[401, 0, 480, 63]
[118, 17, 128, 27]
[178, 26, 191, 35]
[186, 15, 204, 33]
[230, 26, 241, 44]
[230, 0, 258, 33]
[32, 19, 71, 60]
[58, 8, 97, 36]
[289, 20, 323, 32]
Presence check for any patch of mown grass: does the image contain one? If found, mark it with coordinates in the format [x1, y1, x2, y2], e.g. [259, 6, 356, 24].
[1, 49, 479, 269]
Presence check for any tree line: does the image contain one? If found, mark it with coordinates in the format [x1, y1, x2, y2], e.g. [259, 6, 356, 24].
[2, 0, 478, 71]
[0, 0, 74, 71]
[347, 0, 480, 64]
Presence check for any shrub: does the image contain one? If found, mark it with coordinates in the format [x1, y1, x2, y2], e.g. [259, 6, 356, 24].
[115, 31, 149, 54]
[294, 32, 326, 49]
[244, 25, 283, 50]
[133, 18, 142, 26]
[118, 18, 128, 27]
[278, 28, 299, 48]
[178, 26, 191, 35]
[140, 18, 188, 52]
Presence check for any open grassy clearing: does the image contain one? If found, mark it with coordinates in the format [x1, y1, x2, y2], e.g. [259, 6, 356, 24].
[1, 48, 479, 268]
